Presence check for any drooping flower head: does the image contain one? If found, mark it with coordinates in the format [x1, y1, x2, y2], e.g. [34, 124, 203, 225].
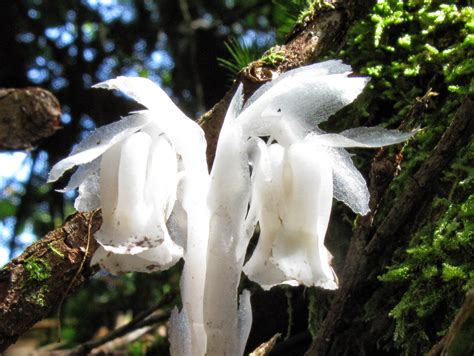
[210, 60, 415, 290]
[48, 60, 415, 356]
[48, 77, 209, 275]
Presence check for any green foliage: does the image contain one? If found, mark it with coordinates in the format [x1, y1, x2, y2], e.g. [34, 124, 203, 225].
[340, 0, 472, 116]
[0, 201, 17, 219]
[273, 0, 333, 39]
[273, 0, 307, 38]
[326, 0, 474, 353]
[379, 191, 474, 352]
[260, 47, 286, 66]
[217, 38, 263, 76]
[26, 285, 49, 307]
[48, 242, 65, 258]
[297, 0, 334, 24]
[24, 258, 52, 281]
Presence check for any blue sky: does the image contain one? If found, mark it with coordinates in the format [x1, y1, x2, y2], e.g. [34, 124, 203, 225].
[0, 152, 35, 266]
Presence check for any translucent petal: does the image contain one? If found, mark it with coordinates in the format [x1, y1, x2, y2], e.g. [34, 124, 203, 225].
[236, 290, 253, 356]
[243, 60, 353, 110]
[238, 62, 369, 142]
[91, 238, 183, 274]
[95, 132, 167, 254]
[271, 143, 336, 288]
[308, 127, 416, 148]
[57, 158, 100, 193]
[326, 147, 370, 215]
[48, 113, 150, 182]
[93, 76, 184, 116]
[75, 173, 100, 212]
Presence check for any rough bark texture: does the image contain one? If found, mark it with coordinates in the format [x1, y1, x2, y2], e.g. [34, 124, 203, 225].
[428, 288, 474, 356]
[0, 211, 101, 351]
[0, 88, 61, 150]
[307, 97, 474, 355]
[0, 0, 378, 351]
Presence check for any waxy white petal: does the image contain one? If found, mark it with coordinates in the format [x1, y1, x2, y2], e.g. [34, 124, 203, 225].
[48, 113, 150, 183]
[238, 62, 370, 143]
[327, 147, 371, 215]
[91, 239, 183, 274]
[244, 143, 337, 289]
[75, 173, 101, 212]
[308, 127, 416, 148]
[93, 76, 183, 116]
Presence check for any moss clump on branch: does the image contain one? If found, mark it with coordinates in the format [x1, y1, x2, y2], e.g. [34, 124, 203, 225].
[309, 0, 473, 353]
[379, 185, 473, 352]
[24, 258, 52, 282]
[25, 285, 50, 307]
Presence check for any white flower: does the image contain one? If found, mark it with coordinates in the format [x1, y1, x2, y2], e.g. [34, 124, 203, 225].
[48, 77, 209, 274]
[213, 60, 416, 290]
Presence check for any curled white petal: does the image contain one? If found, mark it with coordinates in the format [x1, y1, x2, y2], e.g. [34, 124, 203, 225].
[75, 173, 101, 212]
[308, 127, 417, 148]
[327, 147, 370, 215]
[96, 131, 178, 255]
[243, 143, 287, 288]
[93, 76, 183, 116]
[48, 113, 150, 183]
[238, 62, 370, 143]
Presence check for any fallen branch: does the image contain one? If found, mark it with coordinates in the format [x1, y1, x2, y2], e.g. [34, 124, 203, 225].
[70, 292, 175, 355]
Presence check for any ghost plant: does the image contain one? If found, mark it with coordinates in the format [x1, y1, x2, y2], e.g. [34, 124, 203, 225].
[49, 60, 414, 355]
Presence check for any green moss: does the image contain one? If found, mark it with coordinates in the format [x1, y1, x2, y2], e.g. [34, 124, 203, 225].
[379, 189, 474, 352]
[325, 3, 474, 352]
[48, 243, 65, 258]
[27, 285, 49, 307]
[24, 258, 52, 281]
[297, 0, 335, 24]
[261, 48, 286, 66]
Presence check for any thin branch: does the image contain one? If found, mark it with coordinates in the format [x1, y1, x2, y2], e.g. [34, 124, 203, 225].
[71, 292, 175, 355]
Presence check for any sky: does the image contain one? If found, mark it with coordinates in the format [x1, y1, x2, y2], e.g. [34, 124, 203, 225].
[0, 152, 34, 266]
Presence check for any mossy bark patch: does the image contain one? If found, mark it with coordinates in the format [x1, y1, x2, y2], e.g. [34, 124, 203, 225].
[0, 211, 101, 352]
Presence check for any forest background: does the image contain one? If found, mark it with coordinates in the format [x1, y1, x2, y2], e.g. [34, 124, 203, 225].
[0, 0, 472, 355]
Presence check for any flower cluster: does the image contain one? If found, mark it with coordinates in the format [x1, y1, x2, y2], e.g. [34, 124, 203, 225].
[49, 60, 414, 355]
[48, 77, 209, 275]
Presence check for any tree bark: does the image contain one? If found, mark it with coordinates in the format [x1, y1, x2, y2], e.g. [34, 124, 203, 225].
[0, 0, 377, 351]
[0, 211, 101, 351]
[306, 97, 474, 355]
[428, 288, 474, 356]
[0, 88, 61, 150]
